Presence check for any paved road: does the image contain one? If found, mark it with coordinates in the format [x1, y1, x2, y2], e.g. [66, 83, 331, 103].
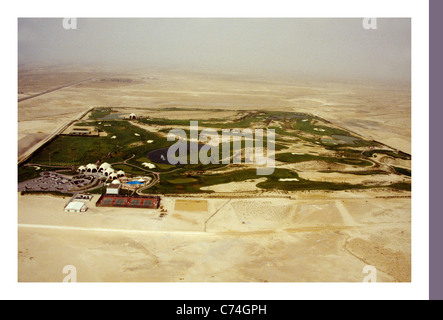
[18, 223, 210, 237]
[18, 78, 92, 103]
[18, 221, 411, 237]
[18, 107, 94, 166]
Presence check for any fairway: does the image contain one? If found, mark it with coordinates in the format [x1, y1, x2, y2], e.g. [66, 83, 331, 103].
[19, 108, 411, 194]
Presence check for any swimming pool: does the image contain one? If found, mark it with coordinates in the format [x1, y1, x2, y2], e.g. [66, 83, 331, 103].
[126, 181, 145, 185]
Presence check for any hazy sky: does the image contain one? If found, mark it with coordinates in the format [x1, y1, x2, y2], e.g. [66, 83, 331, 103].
[18, 18, 411, 82]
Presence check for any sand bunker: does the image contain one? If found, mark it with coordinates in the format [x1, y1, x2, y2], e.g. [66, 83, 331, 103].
[174, 199, 208, 212]
[142, 162, 156, 169]
[200, 178, 267, 193]
[230, 199, 293, 224]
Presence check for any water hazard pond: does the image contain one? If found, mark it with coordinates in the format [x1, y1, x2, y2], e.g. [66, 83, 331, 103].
[147, 143, 205, 165]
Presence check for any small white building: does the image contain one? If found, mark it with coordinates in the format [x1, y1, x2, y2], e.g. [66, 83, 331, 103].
[71, 127, 92, 135]
[129, 113, 136, 120]
[65, 201, 88, 213]
[106, 180, 121, 194]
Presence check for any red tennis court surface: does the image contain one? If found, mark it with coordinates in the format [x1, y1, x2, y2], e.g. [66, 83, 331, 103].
[96, 194, 160, 209]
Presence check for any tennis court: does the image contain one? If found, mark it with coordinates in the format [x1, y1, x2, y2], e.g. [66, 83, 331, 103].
[96, 194, 160, 209]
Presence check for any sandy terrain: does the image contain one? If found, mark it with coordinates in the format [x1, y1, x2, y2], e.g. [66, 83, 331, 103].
[296, 171, 409, 186]
[18, 133, 49, 157]
[200, 178, 268, 193]
[17, 65, 411, 283]
[175, 199, 208, 212]
[18, 193, 410, 282]
[18, 66, 411, 154]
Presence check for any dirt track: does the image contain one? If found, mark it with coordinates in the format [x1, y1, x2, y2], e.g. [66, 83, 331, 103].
[18, 193, 410, 282]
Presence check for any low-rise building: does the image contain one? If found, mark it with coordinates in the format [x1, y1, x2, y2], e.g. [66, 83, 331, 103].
[71, 127, 91, 135]
[106, 180, 121, 194]
[65, 201, 88, 213]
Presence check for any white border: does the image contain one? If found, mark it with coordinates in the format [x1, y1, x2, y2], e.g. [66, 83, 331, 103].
[3, 0, 428, 300]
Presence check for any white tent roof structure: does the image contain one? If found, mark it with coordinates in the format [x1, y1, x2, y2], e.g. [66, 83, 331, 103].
[65, 201, 87, 212]
[99, 162, 112, 169]
[111, 179, 121, 184]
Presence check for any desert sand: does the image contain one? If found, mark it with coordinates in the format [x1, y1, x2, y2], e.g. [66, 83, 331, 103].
[18, 66, 411, 153]
[18, 192, 410, 282]
[17, 65, 411, 282]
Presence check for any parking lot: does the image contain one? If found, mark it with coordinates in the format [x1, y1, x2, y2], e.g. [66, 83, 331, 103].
[18, 171, 104, 194]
